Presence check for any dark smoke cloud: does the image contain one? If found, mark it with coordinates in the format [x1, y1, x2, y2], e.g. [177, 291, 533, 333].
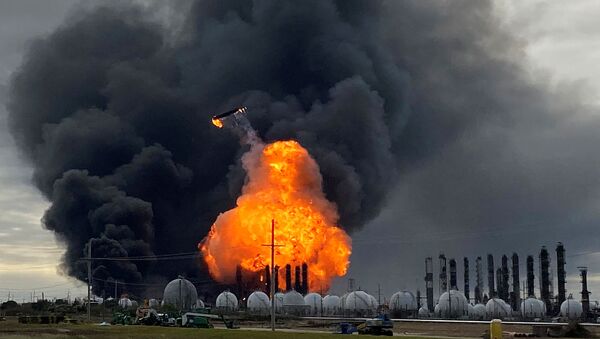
[7, 0, 600, 296]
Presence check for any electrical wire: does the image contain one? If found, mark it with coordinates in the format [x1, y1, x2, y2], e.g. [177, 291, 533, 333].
[0, 282, 75, 291]
[92, 277, 213, 287]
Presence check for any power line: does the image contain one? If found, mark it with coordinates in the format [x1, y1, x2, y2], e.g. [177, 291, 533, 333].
[0, 282, 75, 291]
[92, 277, 214, 287]
[85, 255, 199, 262]
[77, 250, 202, 262]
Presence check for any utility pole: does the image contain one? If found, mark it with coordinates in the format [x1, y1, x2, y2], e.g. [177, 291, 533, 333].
[114, 280, 118, 300]
[87, 240, 92, 322]
[262, 219, 283, 332]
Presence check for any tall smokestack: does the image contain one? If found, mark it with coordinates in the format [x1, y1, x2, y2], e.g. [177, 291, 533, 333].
[236, 265, 243, 297]
[556, 243, 566, 306]
[265, 265, 271, 294]
[512, 253, 520, 311]
[501, 255, 509, 301]
[496, 268, 502, 300]
[526, 255, 535, 297]
[285, 264, 292, 291]
[439, 254, 447, 294]
[475, 256, 483, 303]
[449, 258, 457, 290]
[294, 265, 301, 291]
[301, 262, 308, 294]
[579, 267, 590, 317]
[425, 257, 434, 311]
[540, 246, 550, 313]
[487, 254, 495, 298]
[464, 257, 470, 302]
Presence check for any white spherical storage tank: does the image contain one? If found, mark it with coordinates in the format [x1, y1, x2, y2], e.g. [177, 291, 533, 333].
[343, 291, 376, 316]
[247, 291, 270, 314]
[283, 290, 305, 306]
[486, 298, 511, 319]
[471, 304, 486, 320]
[283, 290, 307, 315]
[162, 278, 198, 310]
[304, 293, 323, 315]
[338, 293, 349, 310]
[418, 306, 430, 318]
[118, 297, 132, 309]
[368, 294, 379, 310]
[194, 299, 205, 309]
[560, 299, 583, 320]
[148, 299, 159, 309]
[389, 291, 417, 311]
[274, 292, 285, 313]
[323, 295, 340, 315]
[435, 290, 469, 318]
[216, 291, 238, 311]
[521, 297, 545, 319]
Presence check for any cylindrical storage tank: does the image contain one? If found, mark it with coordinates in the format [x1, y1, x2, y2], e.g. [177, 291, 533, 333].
[247, 291, 270, 314]
[389, 291, 418, 312]
[194, 299, 205, 309]
[436, 290, 469, 318]
[118, 297, 132, 309]
[521, 297, 545, 319]
[486, 298, 510, 319]
[434, 304, 440, 315]
[471, 304, 487, 320]
[304, 293, 323, 316]
[162, 278, 198, 310]
[560, 299, 583, 320]
[343, 291, 376, 317]
[130, 300, 139, 309]
[418, 306, 430, 318]
[216, 291, 238, 311]
[323, 295, 340, 316]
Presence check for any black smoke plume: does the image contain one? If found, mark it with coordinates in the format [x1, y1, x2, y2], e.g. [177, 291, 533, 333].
[8, 1, 600, 295]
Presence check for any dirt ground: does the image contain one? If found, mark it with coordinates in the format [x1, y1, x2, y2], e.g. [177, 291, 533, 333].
[1, 317, 599, 338]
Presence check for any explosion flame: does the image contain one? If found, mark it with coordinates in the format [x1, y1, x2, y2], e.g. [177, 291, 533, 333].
[211, 117, 223, 128]
[200, 139, 352, 291]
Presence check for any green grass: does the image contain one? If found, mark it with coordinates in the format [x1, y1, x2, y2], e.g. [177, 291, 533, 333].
[0, 320, 443, 339]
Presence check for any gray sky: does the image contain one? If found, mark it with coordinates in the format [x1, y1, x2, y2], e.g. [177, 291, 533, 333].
[336, 1, 600, 301]
[0, 0, 599, 303]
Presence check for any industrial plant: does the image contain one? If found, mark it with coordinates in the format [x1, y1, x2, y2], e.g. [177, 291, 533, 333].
[99, 243, 597, 323]
[417, 243, 598, 321]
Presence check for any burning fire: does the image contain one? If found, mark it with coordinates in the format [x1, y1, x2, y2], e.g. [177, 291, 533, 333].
[200, 140, 351, 291]
[211, 117, 224, 128]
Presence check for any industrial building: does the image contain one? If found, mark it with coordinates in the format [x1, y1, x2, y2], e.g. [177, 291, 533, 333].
[418, 243, 595, 321]
[98, 242, 596, 323]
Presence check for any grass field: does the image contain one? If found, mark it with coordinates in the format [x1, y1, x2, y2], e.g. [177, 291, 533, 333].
[0, 319, 444, 339]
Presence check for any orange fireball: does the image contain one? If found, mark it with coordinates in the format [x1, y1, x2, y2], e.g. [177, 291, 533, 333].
[211, 117, 223, 128]
[200, 140, 351, 291]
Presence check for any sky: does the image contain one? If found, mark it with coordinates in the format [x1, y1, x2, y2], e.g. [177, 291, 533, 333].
[0, 0, 599, 304]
